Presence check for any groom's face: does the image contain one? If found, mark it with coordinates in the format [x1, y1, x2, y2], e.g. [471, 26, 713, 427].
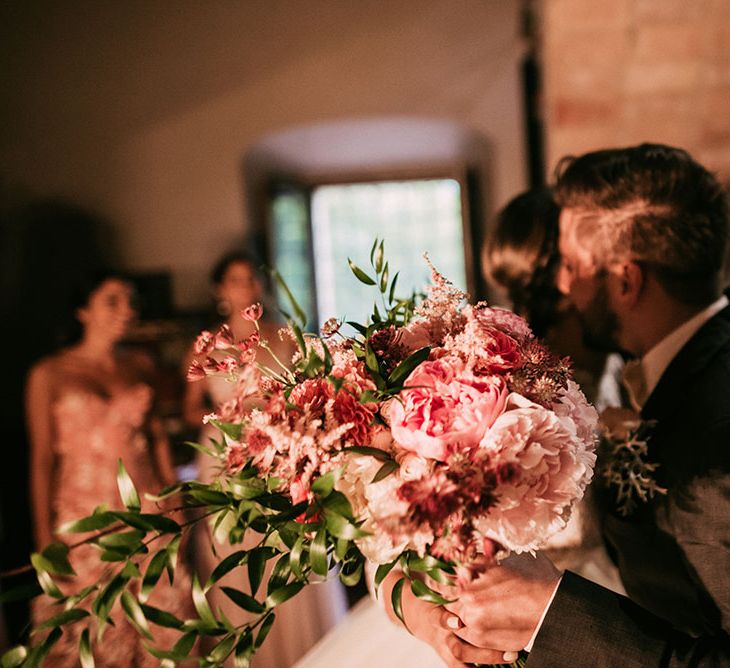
[557, 209, 622, 352]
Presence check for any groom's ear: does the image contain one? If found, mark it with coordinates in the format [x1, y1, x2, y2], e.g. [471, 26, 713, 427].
[617, 261, 645, 307]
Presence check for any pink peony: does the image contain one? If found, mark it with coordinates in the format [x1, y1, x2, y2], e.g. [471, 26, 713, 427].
[475, 393, 596, 552]
[389, 356, 508, 461]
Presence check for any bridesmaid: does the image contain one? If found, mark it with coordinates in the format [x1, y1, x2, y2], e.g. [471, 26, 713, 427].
[26, 270, 190, 666]
[184, 250, 347, 668]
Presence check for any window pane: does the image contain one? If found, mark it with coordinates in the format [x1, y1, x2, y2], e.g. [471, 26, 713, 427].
[269, 188, 317, 327]
[311, 179, 465, 329]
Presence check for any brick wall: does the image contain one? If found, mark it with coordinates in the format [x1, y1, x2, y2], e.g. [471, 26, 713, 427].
[541, 0, 730, 182]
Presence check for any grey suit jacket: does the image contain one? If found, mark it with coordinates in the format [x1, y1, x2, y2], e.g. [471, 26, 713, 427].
[529, 307, 730, 666]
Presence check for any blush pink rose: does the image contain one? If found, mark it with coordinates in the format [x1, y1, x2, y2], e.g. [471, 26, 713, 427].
[475, 393, 596, 552]
[389, 356, 507, 461]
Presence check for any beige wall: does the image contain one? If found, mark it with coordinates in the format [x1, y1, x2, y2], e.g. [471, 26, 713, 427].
[541, 0, 730, 182]
[1, 1, 528, 308]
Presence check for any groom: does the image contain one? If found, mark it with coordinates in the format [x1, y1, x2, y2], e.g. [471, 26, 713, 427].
[402, 144, 730, 666]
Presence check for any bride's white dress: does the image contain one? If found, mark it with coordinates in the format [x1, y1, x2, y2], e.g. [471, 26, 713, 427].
[294, 596, 444, 668]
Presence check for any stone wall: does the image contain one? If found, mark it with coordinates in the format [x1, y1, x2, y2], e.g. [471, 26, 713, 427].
[541, 0, 730, 182]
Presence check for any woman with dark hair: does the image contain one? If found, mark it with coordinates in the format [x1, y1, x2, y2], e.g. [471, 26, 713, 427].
[183, 251, 346, 668]
[25, 270, 190, 666]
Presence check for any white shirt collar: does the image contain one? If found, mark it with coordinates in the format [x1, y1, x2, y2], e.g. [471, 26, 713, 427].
[640, 294, 729, 400]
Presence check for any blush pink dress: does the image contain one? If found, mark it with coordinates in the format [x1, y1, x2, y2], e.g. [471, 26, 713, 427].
[33, 384, 192, 667]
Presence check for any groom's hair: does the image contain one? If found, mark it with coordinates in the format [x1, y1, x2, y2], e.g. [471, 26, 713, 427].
[553, 143, 730, 305]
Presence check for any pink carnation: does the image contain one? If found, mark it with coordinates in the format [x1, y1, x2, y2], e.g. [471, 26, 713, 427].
[389, 356, 507, 461]
[332, 390, 376, 446]
[476, 393, 595, 552]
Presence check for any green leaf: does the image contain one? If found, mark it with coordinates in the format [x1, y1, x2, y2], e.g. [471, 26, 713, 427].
[364, 342, 380, 377]
[266, 581, 304, 609]
[205, 550, 247, 592]
[32, 542, 74, 576]
[221, 587, 265, 613]
[247, 547, 276, 597]
[267, 554, 292, 594]
[289, 535, 306, 579]
[324, 511, 368, 540]
[0, 581, 42, 604]
[140, 549, 168, 603]
[79, 629, 94, 668]
[97, 529, 146, 551]
[92, 572, 128, 622]
[346, 321, 368, 336]
[234, 629, 254, 667]
[121, 591, 153, 639]
[379, 262, 389, 293]
[272, 269, 307, 328]
[192, 573, 217, 627]
[139, 603, 185, 629]
[143, 482, 185, 503]
[374, 558, 399, 594]
[35, 608, 89, 631]
[188, 488, 232, 506]
[289, 320, 308, 357]
[369, 238, 379, 266]
[172, 631, 198, 656]
[391, 577, 407, 627]
[334, 537, 349, 561]
[255, 612, 276, 649]
[120, 512, 180, 534]
[310, 528, 329, 577]
[311, 470, 337, 497]
[165, 534, 182, 584]
[388, 271, 400, 304]
[57, 511, 118, 534]
[343, 445, 392, 461]
[407, 554, 452, 573]
[388, 346, 431, 386]
[339, 560, 364, 587]
[207, 419, 243, 443]
[410, 579, 453, 605]
[1, 645, 28, 668]
[320, 490, 355, 519]
[348, 258, 377, 285]
[117, 459, 141, 511]
[209, 634, 237, 664]
[374, 241, 385, 274]
[35, 570, 64, 599]
[371, 459, 400, 483]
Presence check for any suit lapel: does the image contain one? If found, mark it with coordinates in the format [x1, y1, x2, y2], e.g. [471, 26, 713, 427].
[641, 305, 730, 424]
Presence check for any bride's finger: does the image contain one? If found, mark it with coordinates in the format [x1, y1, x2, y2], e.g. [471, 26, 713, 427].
[437, 608, 463, 631]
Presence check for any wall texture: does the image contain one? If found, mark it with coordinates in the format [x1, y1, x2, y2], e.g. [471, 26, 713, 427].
[1, 1, 527, 308]
[541, 0, 730, 183]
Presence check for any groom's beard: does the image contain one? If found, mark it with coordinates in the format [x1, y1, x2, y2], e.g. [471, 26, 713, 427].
[577, 281, 622, 353]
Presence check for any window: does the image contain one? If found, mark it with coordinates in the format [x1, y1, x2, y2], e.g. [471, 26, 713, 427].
[268, 173, 475, 331]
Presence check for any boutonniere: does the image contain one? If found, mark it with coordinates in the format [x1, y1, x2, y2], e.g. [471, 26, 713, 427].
[599, 408, 667, 516]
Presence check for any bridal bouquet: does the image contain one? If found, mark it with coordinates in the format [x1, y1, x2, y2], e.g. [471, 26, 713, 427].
[4, 242, 597, 667]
